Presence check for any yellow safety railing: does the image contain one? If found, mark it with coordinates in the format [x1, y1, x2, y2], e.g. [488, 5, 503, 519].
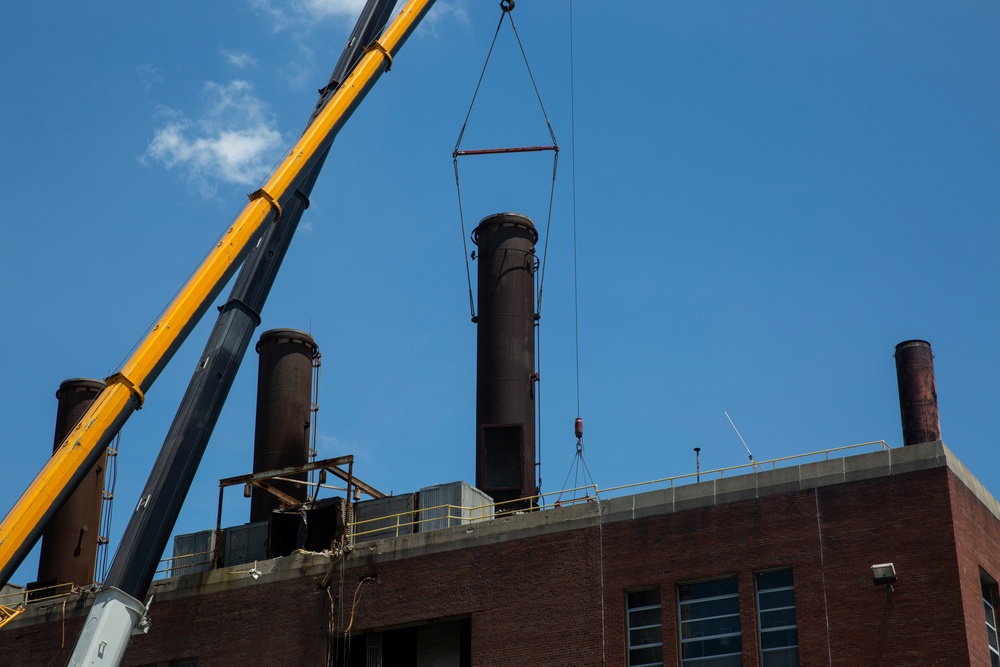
[153, 548, 217, 579]
[0, 603, 23, 629]
[0, 580, 86, 629]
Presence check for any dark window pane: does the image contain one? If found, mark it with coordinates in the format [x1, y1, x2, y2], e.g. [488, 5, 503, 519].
[760, 607, 797, 629]
[681, 616, 742, 641]
[680, 578, 739, 601]
[759, 589, 795, 610]
[681, 597, 741, 621]
[630, 626, 662, 647]
[760, 628, 798, 651]
[756, 570, 793, 590]
[629, 646, 664, 666]
[629, 589, 661, 608]
[761, 647, 800, 667]
[682, 636, 743, 659]
[631, 608, 663, 628]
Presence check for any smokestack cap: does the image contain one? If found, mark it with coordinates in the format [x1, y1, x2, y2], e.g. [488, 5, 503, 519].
[255, 328, 318, 355]
[56, 378, 105, 399]
[894, 339, 932, 355]
[472, 212, 538, 246]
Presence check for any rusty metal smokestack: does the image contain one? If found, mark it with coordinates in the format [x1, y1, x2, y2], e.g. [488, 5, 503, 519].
[251, 329, 318, 523]
[473, 212, 538, 505]
[894, 340, 942, 446]
[35, 378, 106, 588]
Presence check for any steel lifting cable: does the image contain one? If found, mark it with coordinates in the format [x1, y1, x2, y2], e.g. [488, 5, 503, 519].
[452, 0, 560, 321]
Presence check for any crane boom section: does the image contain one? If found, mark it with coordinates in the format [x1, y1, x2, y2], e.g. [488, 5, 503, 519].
[0, 0, 435, 587]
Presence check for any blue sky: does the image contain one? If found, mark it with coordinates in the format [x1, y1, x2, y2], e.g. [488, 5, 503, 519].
[1, 1, 998, 586]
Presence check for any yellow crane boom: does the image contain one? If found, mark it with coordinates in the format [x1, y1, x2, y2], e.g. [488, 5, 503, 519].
[0, 0, 436, 588]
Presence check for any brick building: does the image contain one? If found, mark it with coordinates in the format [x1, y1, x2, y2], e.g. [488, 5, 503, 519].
[4, 439, 1000, 666]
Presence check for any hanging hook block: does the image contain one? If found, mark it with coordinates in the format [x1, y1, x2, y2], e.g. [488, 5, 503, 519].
[500, 0, 515, 12]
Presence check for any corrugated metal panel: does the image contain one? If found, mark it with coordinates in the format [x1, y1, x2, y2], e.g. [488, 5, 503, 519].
[223, 521, 268, 567]
[418, 482, 493, 532]
[170, 530, 216, 577]
[353, 494, 415, 543]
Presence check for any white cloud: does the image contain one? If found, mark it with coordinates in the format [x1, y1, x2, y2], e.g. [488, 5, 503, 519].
[143, 80, 284, 197]
[223, 49, 258, 69]
[136, 64, 163, 92]
[248, 0, 467, 31]
[303, 0, 369, 19]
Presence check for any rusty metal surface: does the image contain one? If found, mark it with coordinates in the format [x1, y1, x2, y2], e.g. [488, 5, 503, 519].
[219, 456, 355, 487]
[473, 212, 538, 505]
[35, 378, 107, 589]
[250, 329, 318, 522]
[215, 455, 383, 556]
[894, 340, 942, 446]
[454, 144, 558, 157]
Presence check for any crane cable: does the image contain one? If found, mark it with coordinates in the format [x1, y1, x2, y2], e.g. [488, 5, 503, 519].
[452, 0, 559, 321]
[555, 0, 593, 503]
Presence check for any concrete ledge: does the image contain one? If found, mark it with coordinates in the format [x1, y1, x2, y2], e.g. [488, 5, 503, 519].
[714, 472, 759, 505]
[755, 466, 800, 496]
[674, 481, 716, 512]
[889, 440, 945, 475]
[800, 459, 846, 490]
[845, 449, 891, 482]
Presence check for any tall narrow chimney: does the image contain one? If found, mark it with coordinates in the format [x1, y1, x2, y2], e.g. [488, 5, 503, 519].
[251, 329, 318, 523]
[894, 340, 942, 446]
[473, 212, 538, 506]
[35, 378, 107, 589]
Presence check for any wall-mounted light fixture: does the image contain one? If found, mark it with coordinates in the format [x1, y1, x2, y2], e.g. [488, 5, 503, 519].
[872, 563, 896, 592]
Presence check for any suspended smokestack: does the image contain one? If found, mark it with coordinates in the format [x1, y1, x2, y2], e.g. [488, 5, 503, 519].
[894, 340, 942, 446]
[251, 329, 318, 523]
[473, 212, 538, 506]
[35, 378, 106, 589]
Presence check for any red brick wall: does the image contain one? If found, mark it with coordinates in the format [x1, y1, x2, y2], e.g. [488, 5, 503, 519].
[949, 470, 1000, 667]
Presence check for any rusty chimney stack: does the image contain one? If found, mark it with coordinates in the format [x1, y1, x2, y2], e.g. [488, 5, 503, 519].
[894, 340, 942, 446]
[251, 329, 318, 523]
[35, 378, 107, 589]
[473, 212, 538, 506]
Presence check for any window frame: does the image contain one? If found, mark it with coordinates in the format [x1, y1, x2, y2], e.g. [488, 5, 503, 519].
[754, 569, 799, 667]
[626, 587, 664, 667]
[677, 575, 742, 667]
[983, 573, 1000, 667]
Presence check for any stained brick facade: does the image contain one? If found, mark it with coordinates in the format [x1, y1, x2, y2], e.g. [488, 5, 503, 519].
[4, 441, 1000, 666]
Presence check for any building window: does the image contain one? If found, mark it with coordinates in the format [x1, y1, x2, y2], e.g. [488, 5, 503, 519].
[755, 570, 799, 667]
[984, 577, 1000, 667]
[678, 577, 742, 667]
[627, 588, 663, 667]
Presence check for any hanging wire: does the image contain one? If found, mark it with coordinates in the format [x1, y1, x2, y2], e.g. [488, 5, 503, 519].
[452, 10, 507, 321]
[553, 0, 594, 504]
[452, 2, 559, 320]
[570, 0, 582, 417]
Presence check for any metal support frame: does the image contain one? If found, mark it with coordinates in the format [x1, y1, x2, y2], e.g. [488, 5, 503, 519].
[214, 455, 384, 562]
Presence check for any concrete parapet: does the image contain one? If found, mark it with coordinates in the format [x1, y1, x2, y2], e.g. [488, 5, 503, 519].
[674, 480, 717, 512]
[799, 458, 846, 490]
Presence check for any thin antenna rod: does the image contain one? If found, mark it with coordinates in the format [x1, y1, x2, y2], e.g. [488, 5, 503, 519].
[724, 410, 757, 464]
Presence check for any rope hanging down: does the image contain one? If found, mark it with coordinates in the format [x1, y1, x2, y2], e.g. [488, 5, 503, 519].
[452, 0, 559, 321]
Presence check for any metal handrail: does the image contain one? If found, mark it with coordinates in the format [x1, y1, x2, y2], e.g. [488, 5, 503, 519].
[599, 440, 891, 496]
[155, 440, 892, 572]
